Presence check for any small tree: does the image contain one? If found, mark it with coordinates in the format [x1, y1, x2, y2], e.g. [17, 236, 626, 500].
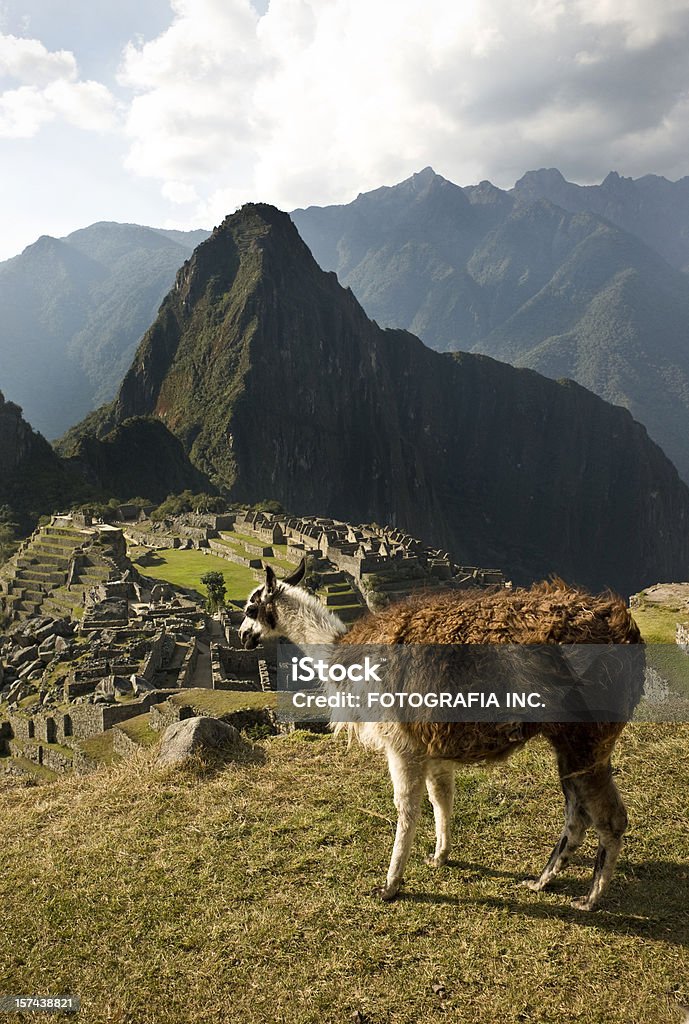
[201, 571, 227, 613]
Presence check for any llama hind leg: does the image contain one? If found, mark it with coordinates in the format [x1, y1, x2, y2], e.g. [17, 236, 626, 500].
[425, 760, 455, 867]
[570, 765, 628, 912]
[377, 747, 427, 901]
[523, 779, 590, 892]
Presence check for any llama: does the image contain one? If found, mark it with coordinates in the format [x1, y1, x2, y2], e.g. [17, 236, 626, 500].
[238, 560, 644, 911]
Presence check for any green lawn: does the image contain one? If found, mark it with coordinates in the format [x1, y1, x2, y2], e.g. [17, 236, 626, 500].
[116, 714, 160, 748]
[633, 602, 683, 644]
[631, 592, 689, 698]
[218, 532, 296, 572]
[136, 549, 258, 601]
[0, 727, 688, 1024]
[78, 730, 120, 765]
[167, 688, 276, 717]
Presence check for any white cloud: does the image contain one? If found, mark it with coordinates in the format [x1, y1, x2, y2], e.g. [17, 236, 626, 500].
[0, 32, 76, 84]
[5, 0, 689, 234]
[113, 0, 689, 217]
[0, 31, 117, 138]
[162, 179, 199, 203]
[0, 85, 51, 137]
[118, 0, 261, 183]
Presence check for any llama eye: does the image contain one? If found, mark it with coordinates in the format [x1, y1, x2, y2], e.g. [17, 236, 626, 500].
[245, 605, 259, 619]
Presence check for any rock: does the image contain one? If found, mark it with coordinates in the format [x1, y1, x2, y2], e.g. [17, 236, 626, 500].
[34, 622, 58, 643]
[10, 645, 38, 667]
[18, 658, 44, 680]
[11, 632, 38, 649]
[54, 636, 70, 655]
[6, 681, 21, 701]
[51, 618, 75, 638]
[157, 717, 252, 766]
[130, 674, 154, 696]
[38, 635, 57, 658]
[95, 676, 116, 698]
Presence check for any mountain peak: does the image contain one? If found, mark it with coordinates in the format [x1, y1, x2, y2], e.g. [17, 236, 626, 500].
[22, 234, 65, 256]
[180, 202, 313, 300]
[412, 165, 439, 182]
[601, 170, 633, 188]
[513, 167, 567, 192]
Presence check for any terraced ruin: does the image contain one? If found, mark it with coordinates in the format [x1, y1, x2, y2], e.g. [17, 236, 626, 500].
[0, 506, 506, 785]
[0, 515, 129, 621]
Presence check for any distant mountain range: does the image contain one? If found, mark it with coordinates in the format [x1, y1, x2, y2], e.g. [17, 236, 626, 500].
[292, 167, 689, 482]
[58, 203, 689, 594]
[5, 166, 689, 487]
[0, 222, 209, 439]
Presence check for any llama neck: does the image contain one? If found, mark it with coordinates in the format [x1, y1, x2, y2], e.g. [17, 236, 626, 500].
[278, 587, 347, 645]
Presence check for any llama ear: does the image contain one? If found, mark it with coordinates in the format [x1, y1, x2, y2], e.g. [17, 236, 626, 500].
[265, 565, 277, 593]
[282, 556, 307, 587]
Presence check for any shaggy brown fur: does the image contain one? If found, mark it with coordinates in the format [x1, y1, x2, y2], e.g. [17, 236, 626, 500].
[341, 579, 641, 646]
[239, 571, 644, 911]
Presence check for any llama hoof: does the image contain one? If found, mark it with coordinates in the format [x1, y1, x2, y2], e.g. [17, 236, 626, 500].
[425, 854, 448, 868]
[373, 882, 402, 901]
[571, 895, 598, 912]
[520, 878, 546, 892]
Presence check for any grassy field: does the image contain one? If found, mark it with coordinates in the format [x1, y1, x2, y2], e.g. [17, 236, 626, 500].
[115, 714, 160, 748]
[0, 726, 687, 1024]
[633, 601, 684, 644]
[632, 588, 689, 699]
[135, 549, 258, 602]
[216, 531, 296, 572]
[167, 688, 276, 716]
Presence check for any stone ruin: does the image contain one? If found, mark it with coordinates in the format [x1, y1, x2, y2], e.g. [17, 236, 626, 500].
[0, 505, 507, 782]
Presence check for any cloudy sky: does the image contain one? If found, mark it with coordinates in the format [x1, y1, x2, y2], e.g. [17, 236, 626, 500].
[2, 0, 689, 260]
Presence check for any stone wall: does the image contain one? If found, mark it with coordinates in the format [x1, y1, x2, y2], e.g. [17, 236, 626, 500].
[125, 527, 181, 549]
[66, 691, 174, 740]
[8, 737, 73, 773]
[177, 641, 199, 687]
[148, 695, 278, 735]
[149, 699, 195, 732]
[141, 631, 166, 681]
[207, 540, 262, 568]
[112, 726, 142, 758]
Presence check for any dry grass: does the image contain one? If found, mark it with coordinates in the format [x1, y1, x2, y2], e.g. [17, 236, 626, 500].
[0, 725, 687, 1024]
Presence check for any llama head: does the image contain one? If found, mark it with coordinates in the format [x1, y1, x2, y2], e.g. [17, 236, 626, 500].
[238, 557, 307, 649]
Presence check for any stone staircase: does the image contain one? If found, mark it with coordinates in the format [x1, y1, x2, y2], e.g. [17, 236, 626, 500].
[317, 569, 365, 623]
[2, 522, 84, 618]
[1, 518, 128, 622]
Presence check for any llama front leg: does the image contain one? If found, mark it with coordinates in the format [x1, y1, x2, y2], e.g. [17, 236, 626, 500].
[377, 747, 427, 901]
[425, 759, 455, 867]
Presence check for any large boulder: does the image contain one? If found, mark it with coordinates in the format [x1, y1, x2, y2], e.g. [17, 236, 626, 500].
[157, 716, 252, 766]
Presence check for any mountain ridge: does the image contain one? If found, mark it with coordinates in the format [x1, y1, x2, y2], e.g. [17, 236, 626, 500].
[62, 203, 689, 594]
[0, 222, 210, 439]
[292, 167, 689, 481]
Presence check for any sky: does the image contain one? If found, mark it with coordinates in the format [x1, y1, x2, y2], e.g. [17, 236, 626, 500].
[2, 0, 689, 260]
